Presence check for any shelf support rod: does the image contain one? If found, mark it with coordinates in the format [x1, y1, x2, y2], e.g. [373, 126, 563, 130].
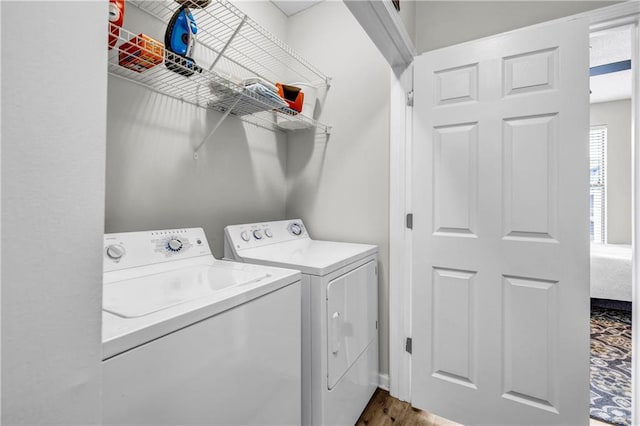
[208, 15, 248, 72]
[194, 95, 243, 158]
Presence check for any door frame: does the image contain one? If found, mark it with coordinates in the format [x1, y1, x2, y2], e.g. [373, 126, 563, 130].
[388, 1, 640, 421]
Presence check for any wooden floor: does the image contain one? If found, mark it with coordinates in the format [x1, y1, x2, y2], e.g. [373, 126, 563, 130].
[356, 388, 614, 426]
[356, 389, 459, 426]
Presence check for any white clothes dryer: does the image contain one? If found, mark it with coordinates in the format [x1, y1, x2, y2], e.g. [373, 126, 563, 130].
[102, 227, 302, 425]
[224, 219, 379, 426]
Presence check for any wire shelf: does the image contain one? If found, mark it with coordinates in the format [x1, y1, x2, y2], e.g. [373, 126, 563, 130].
[107, 0, 331, 140]
[131, 0, 329, 86]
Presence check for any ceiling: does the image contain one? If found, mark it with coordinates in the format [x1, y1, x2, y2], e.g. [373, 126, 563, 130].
[590, 26, 632, 104]
[270, 0, 323, 16]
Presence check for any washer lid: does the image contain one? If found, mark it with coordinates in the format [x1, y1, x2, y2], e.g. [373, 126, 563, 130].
[238, 239, 377, 276]
[102, 259, 301, 359]
[104, 264, 271, 318]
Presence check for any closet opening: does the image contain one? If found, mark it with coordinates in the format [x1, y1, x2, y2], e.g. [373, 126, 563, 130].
[588, 24, 633, 426]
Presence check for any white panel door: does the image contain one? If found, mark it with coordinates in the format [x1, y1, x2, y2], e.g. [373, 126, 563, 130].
[411, 18, 590, 426]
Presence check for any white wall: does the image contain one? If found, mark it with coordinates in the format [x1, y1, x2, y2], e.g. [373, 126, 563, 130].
[415, 1, 616, 53]
[1, 1, 106, 423]
[105, 2, 289, 258]
[284, 1, 391, 375]
[591, 99, 632, 244]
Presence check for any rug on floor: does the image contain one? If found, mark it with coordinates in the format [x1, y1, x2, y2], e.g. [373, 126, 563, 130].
[590, 307, 632, 426]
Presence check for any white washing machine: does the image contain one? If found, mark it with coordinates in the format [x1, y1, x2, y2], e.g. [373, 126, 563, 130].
[224, 219, 379, 426]
[102, 227, 302, 425]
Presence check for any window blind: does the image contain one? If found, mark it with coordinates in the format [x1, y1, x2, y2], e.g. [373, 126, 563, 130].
[590, 126, 607, 243]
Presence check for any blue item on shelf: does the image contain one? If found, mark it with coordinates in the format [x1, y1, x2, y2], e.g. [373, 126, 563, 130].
[165, 5, 202, 77]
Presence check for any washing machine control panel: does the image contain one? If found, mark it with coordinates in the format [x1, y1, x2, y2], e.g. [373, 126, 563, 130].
[225, 219, 308, 252]
[104, 228, 212, 273]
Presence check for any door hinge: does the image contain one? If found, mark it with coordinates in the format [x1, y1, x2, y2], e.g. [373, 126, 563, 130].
[376, 320, 378, 330]
[407, 90, 414, 107]
[405, 337, 412, 354]
[406, 213, 413, 229]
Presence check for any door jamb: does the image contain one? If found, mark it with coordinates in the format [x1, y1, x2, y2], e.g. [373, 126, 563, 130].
[389, 62, 413, 402]
[630, 13, 640, 426]
[387, 4, 640, 421]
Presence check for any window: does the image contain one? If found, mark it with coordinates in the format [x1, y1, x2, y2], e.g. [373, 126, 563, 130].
[590, 126, 607, 243]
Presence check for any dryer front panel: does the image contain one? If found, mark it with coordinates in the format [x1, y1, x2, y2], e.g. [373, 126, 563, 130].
[326, 260, 378, 389]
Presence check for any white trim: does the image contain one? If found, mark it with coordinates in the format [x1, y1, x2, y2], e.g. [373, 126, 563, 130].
[387, 0, 640, 414]
[378, 373, 390, 392]
[0, 0, 3, 417]
[343, 0, 416, 69]
[389, 63, 413, 402]
[630, 16, 640, 426]
[587, 2, 640, 29]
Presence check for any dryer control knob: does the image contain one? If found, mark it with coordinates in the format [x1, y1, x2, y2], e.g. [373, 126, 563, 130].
[265, 229, 273, 238]
[289, 223, 303, 236]
[240, 231, 250, 242]
[168, 238, 183, 252]
[253, 230, 263, 240]
[106, 244, 125, 260]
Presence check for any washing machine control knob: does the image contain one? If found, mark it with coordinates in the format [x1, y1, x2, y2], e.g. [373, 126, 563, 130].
[253, 230, 263, 240]
[167, 238, 183, 252]
[106, 244, 125, 260]
[240, 231, 250, 242]
[289, 223, 303, 236]
[264, 229, 273, 238]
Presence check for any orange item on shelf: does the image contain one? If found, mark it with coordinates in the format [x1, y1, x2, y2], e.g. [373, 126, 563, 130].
[276, 83, 304, 113]
[108, 0, 125, 50]
[119, 34, 164, 73]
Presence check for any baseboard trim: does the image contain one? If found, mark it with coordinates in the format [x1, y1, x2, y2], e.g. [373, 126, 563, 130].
[591, 297, 632, 312]
[378, 373, 390, 391]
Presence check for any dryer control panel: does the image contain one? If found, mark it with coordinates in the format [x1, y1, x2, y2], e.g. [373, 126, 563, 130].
[104, 228, 212, 272]
[224, 219, 309, 254]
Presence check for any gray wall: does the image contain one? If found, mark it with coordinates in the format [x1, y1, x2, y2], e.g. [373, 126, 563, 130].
[285, 1, 391, 374]
[398, 0, 416, 48]
[105, 3, 289, 258]
[106, 0, 392, 376]
[1, 1, 106, 423]
[415, 1, 617, 53]
[591, 99, 632, 244]
[106, 80, 289, 256]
